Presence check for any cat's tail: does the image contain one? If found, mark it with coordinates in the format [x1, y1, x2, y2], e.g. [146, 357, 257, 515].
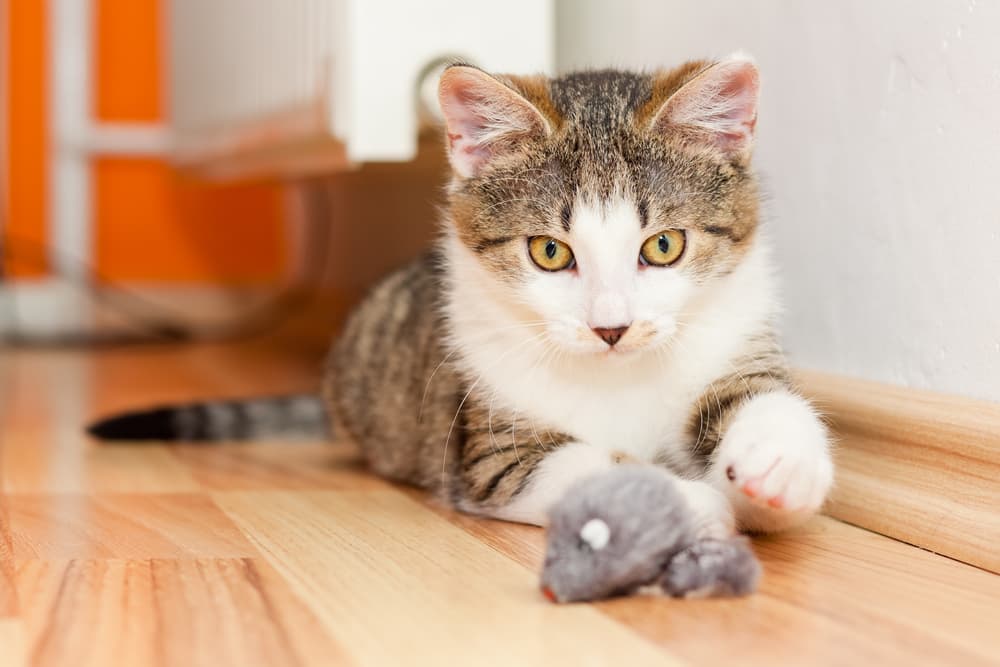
[86, 394, 329, 442]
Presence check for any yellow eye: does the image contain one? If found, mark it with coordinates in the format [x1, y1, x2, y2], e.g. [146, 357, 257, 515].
[528, 236, 575, 271]
[640, 230, 686, 266]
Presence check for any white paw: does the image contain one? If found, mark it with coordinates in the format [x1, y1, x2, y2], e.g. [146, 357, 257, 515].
[715, 391, 833, 526]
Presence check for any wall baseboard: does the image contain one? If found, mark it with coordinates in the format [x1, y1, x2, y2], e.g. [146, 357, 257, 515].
[0, 280, 290, 340]
[0, 279, 361, 356]
[795, 369, 1000, 574]
[0, 279, 92, 336]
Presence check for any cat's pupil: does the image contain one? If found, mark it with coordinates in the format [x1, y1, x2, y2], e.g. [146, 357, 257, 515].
[546, 240, 557, 259]
[658, 235, 670, 254]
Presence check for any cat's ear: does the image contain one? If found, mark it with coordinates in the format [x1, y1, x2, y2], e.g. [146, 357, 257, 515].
[438, 65, 551, 178]
[650, 55, 760, 161]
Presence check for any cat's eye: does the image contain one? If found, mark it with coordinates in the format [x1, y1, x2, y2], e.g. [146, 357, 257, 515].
[639, 230, 686, 267]
[528, 236, 575, 272]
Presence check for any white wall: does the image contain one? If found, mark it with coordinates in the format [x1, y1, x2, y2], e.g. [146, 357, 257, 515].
[558, 0, 1000, 401]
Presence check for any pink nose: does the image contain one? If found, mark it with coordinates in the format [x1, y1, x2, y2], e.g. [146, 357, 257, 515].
[591, 325, 629, 347]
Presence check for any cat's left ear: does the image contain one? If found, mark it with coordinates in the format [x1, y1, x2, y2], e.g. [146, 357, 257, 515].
[438, 65, 551, 179]
[650, 55, 760, 162]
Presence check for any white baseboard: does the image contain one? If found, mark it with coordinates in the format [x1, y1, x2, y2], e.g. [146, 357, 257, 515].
[0, 279, 277, 339]
[0, 279, 93, 336]
[796, 369, 1000, 574]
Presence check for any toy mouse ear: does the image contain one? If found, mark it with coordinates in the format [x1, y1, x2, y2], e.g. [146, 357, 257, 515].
[579, 518, 611, 550]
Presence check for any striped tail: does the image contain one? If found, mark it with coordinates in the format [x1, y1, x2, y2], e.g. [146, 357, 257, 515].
[86, 395, 329, 442]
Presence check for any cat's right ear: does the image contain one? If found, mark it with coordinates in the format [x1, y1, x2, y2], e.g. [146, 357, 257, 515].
[438, 65, 551, 179]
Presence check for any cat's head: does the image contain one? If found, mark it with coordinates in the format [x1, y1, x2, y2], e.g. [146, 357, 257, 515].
[439, 56, 762, 357]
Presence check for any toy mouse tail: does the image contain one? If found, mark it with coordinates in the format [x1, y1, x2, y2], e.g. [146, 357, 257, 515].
[661, 537, 762, 598]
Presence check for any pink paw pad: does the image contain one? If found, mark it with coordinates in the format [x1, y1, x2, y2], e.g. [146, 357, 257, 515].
[732, 457, 783, 505]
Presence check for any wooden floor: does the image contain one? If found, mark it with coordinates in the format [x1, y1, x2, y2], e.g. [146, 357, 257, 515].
[1, 338, 998, 667]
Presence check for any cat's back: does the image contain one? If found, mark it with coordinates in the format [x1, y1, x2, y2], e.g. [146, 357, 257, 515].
[325, 249, 460, 488]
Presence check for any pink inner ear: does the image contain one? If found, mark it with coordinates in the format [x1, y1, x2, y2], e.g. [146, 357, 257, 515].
[438, 67, 548, 178]
[440, 87, 496, 175]
[713, 65, 758, 149]
[658, 60, 760, 157]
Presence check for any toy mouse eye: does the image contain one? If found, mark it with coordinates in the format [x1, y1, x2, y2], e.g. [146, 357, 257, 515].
[579, 518, 610, 551]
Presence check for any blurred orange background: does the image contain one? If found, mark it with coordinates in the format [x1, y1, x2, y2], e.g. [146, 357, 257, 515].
[4, 0, 289, 283]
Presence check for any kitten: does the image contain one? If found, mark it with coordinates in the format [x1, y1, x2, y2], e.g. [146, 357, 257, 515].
[328, 55, 832, 534]
[90, 56, 834, 535]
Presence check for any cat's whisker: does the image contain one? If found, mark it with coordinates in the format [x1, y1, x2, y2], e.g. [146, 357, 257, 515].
[668, 321, 780, 458]
[510, 412, 521, 465]
[488, 333, 561, 467]
[440, 331, 548, 476]
[486, 387, 501, 456]
[659, 331, 716, 455]
[649, 340, 703, 448]
[675, 315, 781, 402]
[419, 320, 549, 421]
[522, 338, 562, 453]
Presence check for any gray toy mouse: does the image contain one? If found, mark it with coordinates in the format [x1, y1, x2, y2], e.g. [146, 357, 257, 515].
[540, 465, 762, 603]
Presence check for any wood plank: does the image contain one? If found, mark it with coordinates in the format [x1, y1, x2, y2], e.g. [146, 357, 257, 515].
[216, 488, 680, 667]
[0, 499, 18, 618]
[0, 350, 200, 495]
[746, 519, 1000, 664]
[15, 559, 346, 667]
[429, 500, 1000, 666]
[8, 494, 258, 560]
[0, 619, 27, 667]
[2, 444, 200, 495]
[796, 369, 1000, 573]
[171, 442, 379, 492]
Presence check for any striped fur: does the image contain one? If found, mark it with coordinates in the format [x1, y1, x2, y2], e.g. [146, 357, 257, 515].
[685, 335, 792, 463]
[326, 249, 577, 513]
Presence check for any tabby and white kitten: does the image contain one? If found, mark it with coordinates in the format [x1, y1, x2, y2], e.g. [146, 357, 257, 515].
[87, 56, 832, 535]
[329, 56, 833, 534]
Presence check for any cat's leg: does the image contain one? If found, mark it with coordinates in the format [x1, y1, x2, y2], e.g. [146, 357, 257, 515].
[455, 403, 734, 532]
[692, 370, 834, 534]
[462, 440, 735, 533]
[476, 441, 618, 526]
[447, 393, 600, 524]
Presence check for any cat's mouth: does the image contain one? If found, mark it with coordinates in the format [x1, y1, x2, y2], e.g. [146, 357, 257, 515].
[596, 342, 643, 356]
[565, 338, 653, 359]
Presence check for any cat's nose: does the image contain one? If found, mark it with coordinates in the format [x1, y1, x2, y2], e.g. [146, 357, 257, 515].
[591, 325, 630, 347]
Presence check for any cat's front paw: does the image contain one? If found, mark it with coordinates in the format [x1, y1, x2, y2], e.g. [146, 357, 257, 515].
[714, 391, 833, 532]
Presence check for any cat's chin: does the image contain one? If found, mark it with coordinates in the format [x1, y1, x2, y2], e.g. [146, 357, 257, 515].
[560, 342, 652, 360]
